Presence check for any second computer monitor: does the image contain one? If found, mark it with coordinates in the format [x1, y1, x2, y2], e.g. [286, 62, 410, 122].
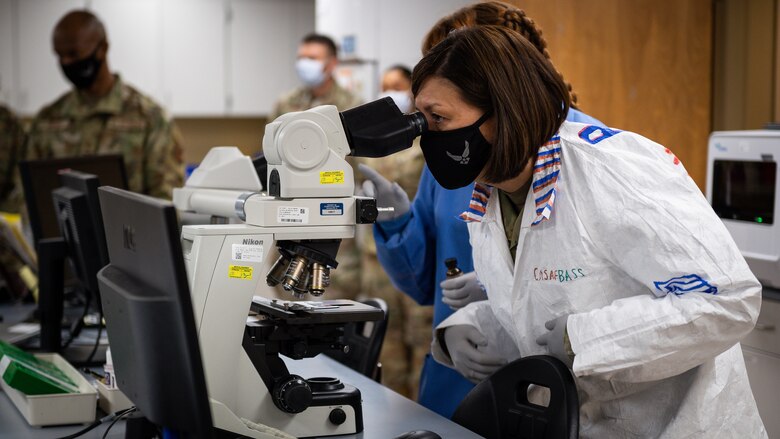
[97, 186, 212, 437]
[51, 170, 110, 304]
[19, 154, 128, 246]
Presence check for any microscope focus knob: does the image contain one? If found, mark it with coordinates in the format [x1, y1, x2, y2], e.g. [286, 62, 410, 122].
[273, 375, 313, 414]
[329, 408, 347, 425]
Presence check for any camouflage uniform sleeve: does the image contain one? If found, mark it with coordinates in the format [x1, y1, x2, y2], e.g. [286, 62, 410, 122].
[0, 112, 26, 213]
[5, 116, 52, 214]
[144, 112, 184, 199]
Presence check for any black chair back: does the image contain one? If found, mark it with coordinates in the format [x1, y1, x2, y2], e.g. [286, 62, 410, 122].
[452, 355, 579, 439]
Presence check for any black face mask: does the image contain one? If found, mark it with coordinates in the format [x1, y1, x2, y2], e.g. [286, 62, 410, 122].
[420, 112, 492, 190]
[60, 43, 103, 90]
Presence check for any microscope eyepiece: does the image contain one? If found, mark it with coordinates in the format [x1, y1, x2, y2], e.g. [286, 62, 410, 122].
[405, 111, 427, 137]
[341, 97, 428, 158]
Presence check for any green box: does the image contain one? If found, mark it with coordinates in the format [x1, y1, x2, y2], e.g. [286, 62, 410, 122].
[0, 341, 78, 395]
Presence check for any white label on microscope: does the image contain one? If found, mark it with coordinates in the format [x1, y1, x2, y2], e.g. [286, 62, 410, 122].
[232, 243, 263, 263]
[277, 206, 309, 224]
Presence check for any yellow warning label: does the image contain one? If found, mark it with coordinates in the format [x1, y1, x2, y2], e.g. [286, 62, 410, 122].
[320, 171, 345, 185]
[228, 265, 253, 280]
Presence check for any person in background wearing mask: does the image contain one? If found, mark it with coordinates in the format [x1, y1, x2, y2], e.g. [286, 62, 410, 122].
[359, 2, 603, 418]
[353, 65, 430, 398]
[379, 65, 414, 113]
[270, 33, 361, 119]
[269, 33, 363, 302]
[23, 10, 184, 199]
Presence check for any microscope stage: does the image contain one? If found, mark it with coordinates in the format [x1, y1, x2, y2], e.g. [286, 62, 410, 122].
[251, 296, 383, 325]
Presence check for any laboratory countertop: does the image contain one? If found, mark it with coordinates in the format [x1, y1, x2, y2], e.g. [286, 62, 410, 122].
[0, 303, 480, 439]
[0, 356, 479, 439]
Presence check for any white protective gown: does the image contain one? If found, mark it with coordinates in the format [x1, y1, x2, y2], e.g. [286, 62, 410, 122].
[432, 121, 767, 438]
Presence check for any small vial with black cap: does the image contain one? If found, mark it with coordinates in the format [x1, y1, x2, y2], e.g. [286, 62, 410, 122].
[444, 258, 463, 279]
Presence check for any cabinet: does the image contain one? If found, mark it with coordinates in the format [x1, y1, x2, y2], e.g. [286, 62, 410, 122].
[15, 0, 82, 114]
[161, 0, 226, 116]
[228, 0, 314, 116]
[90, 0, 165, 107]
[5, 0, 314, 117]
[742, 297, 780, 438]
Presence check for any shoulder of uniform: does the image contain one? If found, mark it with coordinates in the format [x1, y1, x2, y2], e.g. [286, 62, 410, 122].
[35, 90, 76, 119]
[120, 82, 170, 121]
[559, 121, 647, 153]
[558, 121, 686, 192]
[0, 104, 15, 120]
[281, 87, 307, 102]
[332, 83, 361, 108]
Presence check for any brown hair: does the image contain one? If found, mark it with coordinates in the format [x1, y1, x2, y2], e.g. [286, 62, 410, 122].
[302, 33, 338, 58]
[413, 26, 570, 184]
[422, 1, 578, 107]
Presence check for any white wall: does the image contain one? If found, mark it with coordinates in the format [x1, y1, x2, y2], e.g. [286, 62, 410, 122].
[15, 0, 82, 114]
[0, 0, 16, 105]
[1, 0, 467, 116]
[316, 0, 472, 101]
[2, 0, 314, 117]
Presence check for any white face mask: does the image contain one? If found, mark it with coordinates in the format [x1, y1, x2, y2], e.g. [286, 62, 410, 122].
[380, 90, 413, 114]
[296, 58, 326, 88]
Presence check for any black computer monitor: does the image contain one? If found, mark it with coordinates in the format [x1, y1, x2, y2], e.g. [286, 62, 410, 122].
[52, 170, 110, 304]
[96, 186, 212, 438]
[19, 155, 127, 246]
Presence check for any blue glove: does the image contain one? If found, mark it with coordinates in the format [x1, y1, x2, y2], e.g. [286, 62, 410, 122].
[535, 315, 573, 367]
[358, 163, 410, 222]
[440, 271, 487, 310]
[443, 324, 506, 383]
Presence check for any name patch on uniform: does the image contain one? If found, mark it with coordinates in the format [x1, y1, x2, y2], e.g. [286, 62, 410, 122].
[534, 267, 586, 282]
[106, 118, 147, 131]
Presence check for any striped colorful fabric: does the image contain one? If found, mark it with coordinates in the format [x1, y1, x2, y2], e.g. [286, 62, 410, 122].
[531, 136, 561, 226]
[459, 182, 493, 222]
[459, 135, 562, 225]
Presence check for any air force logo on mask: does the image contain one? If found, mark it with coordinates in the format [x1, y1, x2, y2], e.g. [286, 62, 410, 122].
[447, 140, 471, 164]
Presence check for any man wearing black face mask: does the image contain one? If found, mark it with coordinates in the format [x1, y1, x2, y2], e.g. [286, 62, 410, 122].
[22, 9, 183, 199]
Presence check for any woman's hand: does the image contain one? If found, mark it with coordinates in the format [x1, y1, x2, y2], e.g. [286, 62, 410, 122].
[535, 315, 574, 367]
[443, 324, 506, 383]
[440, 272, 487, 309]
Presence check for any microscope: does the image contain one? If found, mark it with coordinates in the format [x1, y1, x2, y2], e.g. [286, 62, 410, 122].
[173, 98, 426, 438]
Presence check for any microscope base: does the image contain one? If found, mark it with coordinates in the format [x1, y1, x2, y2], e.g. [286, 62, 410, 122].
[210, 392, 361, 439]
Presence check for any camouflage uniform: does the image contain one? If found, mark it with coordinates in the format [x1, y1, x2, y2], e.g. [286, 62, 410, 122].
[269, 81, 361, 120]
[356, 142, 432, 399]
[270, 81, 364, 300]
[0, 104, 25, 213]
[0, 104, 27, 299]
[24, 75, 184, 199]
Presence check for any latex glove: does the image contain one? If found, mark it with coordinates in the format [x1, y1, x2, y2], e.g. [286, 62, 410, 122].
[440, 271, 487, 310]
[535, 315, 573, 367]
[358, 163, 410, 222]
[444, 325, 506, 383]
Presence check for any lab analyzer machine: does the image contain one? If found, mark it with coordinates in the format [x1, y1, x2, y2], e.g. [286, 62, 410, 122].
[172, 98, 426, 438]
[707, 130, 780, 288]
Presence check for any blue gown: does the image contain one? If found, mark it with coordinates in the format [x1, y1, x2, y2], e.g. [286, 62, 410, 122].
[373, 108, 603, 418]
